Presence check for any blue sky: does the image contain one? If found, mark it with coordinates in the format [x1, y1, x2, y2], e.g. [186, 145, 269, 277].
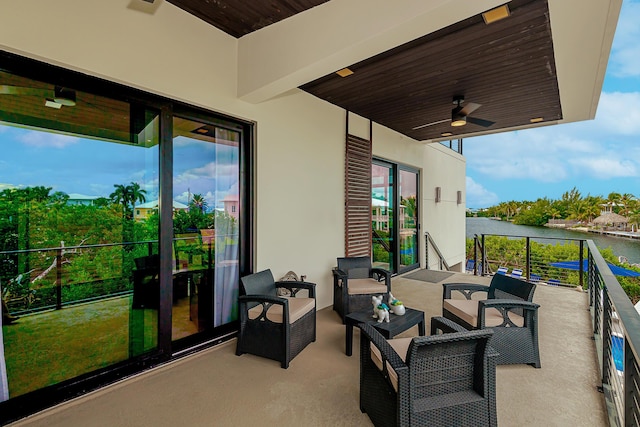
[465, 0, 640, 209]
[0, 127, 238, 210]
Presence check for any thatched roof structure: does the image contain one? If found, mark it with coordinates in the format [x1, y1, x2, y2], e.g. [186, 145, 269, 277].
[593, 212, 629, 225]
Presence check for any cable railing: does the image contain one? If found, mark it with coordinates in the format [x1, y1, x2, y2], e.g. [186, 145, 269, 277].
[468, 232, 640, 426]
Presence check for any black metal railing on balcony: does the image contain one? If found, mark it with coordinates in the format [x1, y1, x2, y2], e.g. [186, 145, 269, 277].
[468, 233, 640, 426]
[0, 240, 158, 316]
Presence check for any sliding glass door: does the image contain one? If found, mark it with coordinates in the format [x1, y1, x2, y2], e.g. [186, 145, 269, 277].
[171, 117, 240, 343]
[371, 160, 419, 274]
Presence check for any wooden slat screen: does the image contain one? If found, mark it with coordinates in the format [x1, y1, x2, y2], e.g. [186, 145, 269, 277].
[345, 134, 372, 257]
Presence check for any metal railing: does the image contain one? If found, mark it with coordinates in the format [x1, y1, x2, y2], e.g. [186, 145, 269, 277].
[468, 233, 640, 426]
[425, 231, 450, 271]
[0, 240, 158, 315]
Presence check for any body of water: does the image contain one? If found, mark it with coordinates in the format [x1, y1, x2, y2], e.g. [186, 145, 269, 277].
[466, 217, 640, 264]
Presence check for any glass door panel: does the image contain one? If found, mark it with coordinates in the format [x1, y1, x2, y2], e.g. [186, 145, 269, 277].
[399, 169, 419, 271]
[371, 163, 394, 272]
[171, 117, 240, 342]
[0, 68, 160, 398]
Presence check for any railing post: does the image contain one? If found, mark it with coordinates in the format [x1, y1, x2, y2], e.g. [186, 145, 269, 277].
[525, 237, 531, 281]
[424, 232, 429, 269]
[481, 234, 486, 276]
[473, 236, 478, 275]
[56, 248, 62, 310]
[579, 240, 584, 291]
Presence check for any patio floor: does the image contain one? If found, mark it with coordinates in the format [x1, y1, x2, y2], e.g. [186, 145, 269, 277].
[8, 271, 607, 426]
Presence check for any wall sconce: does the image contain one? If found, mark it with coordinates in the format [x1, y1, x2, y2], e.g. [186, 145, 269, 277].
[435, 187, 441, 203]
[457, 191, 462, 205]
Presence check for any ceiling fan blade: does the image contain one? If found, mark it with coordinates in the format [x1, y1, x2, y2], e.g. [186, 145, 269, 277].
[0, 85, 52, 96]
[467, 116, 495, 127]
[459, 102, 481, 116]
[412, 118, 451, 130]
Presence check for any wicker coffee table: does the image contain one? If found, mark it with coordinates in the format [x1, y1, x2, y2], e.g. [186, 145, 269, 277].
[344, 307, 425, 356]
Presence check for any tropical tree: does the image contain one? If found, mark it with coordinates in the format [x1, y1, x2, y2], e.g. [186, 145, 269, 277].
[190, 193, 208, 214]
[129, 182, 147, 214]
[109, 182, 147, 220]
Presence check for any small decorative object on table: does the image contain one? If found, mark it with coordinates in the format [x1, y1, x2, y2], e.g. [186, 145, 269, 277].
[388, 292, 405, 315]
[371, 295, 390, 323]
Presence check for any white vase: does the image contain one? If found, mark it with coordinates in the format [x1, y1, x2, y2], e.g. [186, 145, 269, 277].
[391, 304, 405, 315]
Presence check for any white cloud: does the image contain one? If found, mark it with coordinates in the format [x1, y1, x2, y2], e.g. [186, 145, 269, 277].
[465, 176, 499, 208]
[608, 0, 640, 78]
[18, 131, 79, 148]
[593, 92, 640, 135]
[568, 157, 637, 177]
[465, 111, 640, 185]
[0, 183, 17, 192]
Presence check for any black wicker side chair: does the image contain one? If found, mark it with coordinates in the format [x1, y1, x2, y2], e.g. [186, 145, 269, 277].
[333, 256, 391, 323]
[358, 319, 497, 427]
[442, 273, 541, 368]
[236, 269, 316, 369]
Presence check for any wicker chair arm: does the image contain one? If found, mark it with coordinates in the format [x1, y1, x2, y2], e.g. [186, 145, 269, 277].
[479, 299, 540, 310]
[430, 316, 469, 334]
[478, 299, 539, 328]
[332, 268, 347, 279]
[275, 281, 316, 298]
[238, 294, 287, 307]
[442, 282, 490, 300]
[238, 294, 290, 323]
[358, 322, 407, 371]
[371, 267, 391, 283]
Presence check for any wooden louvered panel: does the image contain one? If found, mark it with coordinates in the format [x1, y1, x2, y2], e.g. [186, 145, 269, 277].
[345, 134, 372, 257]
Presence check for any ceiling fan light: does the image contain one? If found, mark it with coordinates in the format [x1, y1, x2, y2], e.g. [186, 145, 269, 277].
[451, 108, 466, 126]
[53, 86, 76, 106]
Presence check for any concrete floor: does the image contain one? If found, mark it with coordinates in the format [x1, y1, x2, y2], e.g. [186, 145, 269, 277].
[8, 272, 607, 427]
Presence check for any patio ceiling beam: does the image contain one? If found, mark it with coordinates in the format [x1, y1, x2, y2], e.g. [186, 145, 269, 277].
[236, 0, 507, 104]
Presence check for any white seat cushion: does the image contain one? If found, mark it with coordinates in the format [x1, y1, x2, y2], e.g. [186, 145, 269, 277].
[346, 278, 387, 295]
[443, 299, 524, 328]
[248, 297, 315, 323]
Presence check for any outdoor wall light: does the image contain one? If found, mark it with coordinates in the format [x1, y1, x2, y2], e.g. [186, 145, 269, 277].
[457, 191, 462, 205]
[435, 187, 441, 203]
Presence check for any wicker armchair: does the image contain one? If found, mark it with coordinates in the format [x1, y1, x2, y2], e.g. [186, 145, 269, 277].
[236, 269, 316, 369]
[442, 273, 541, 368]
[333, 256, 391, 323]
[358, 320, 497, 427]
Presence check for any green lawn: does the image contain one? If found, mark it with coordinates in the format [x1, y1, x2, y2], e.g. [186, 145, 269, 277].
[2, 296, 157, 398]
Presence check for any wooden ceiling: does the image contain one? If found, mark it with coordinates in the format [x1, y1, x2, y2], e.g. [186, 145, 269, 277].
[167, 0, 329, 38]
[168, 0, 562, 142]
[300, 0, 561, 141]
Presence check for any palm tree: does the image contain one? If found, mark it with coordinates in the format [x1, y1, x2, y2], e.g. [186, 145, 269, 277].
[190, 193, 207, 213]
[110, 184, 131, 209]
[129, 182, 147, 215]
[110, 182, 147, 220]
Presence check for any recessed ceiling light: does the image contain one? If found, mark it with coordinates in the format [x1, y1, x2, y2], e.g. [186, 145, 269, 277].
[482, 5, 510, 25]
[336, 68, 354, 77]
[530, 117, 544, 123]
[441, 132, 453, 137]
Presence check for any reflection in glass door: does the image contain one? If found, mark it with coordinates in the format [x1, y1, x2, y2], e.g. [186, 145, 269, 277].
[399, 169, 419, 271]
[372, 162, 394, 271]
[372, 160, 420, 274]
[171, 117, 240, 342]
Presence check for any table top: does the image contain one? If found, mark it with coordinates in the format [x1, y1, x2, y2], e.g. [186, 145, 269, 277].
[345, 307, 424, 335]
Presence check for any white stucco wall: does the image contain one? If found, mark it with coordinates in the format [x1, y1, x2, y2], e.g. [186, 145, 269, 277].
[0, 0, 466, 309]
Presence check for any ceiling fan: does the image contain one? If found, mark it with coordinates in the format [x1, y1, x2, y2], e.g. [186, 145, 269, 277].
[412, 95, 495, 130]
[0, 84, 77, 108]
